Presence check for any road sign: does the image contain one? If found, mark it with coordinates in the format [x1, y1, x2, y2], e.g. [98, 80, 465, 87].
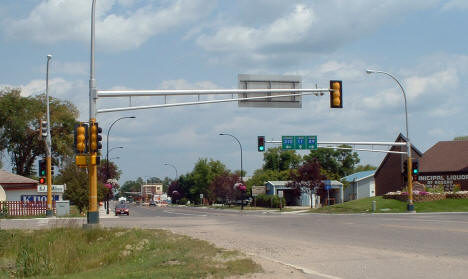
[282, 135, 317, 150]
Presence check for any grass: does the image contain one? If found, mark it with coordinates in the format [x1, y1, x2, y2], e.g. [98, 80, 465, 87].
[0, 227, 261, 279]
[310, 196, 468, 214]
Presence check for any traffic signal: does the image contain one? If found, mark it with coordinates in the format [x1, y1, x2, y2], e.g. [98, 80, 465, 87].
[74, 123, 88, 154]
[330, 80, 343, 108]
[39, 177, 46, 184]
[41, 120, 48, 137]
[412, 159, 419, 175]
[257, 136, 265, 152]
[403, 160, 408, 177]
[89, 122, 102, 153]
[38, 159, 46, 177]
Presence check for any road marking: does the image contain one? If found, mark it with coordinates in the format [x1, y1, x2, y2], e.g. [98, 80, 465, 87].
[249, 253, 343, 279]
[163, 210, 207, 217]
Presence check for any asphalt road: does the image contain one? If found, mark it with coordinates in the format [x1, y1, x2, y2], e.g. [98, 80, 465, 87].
[100, 204, 468, 279]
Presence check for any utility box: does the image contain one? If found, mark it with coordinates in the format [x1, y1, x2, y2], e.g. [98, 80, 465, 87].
[56, 200, 70, 216]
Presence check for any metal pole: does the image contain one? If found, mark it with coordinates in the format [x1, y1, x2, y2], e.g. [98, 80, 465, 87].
[106, 117, 134, 214]
[164, 163, 178, 179]
[366, 69, 414, 212]
[219, 133, 244, 210]
[87, 0, 99, 225]
[45, 54, 53, 217]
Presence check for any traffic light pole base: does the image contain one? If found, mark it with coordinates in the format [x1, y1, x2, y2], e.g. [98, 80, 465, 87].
[406, 203, 416, 213]
[46, 209, 54, 217]
[86, 211, 100, 225]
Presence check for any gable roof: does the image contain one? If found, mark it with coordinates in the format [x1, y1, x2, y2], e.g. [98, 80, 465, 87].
[375, 133, 423, 176]
[343, 170, 376, 182]
[0, 169, 38, 185]
[420, 140, 468, 172]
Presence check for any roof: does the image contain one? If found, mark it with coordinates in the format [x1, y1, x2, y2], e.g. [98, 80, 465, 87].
[420, 140, 468, 172]
[266, 181, 291, 186]
[343, 170, 376, 182]
[0, 169, 38, 185]
[375, 133, 423, 176]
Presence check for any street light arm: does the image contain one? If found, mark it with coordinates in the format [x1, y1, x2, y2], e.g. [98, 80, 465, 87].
[219, 133, 243, 181]
[164, 163, 178, 178]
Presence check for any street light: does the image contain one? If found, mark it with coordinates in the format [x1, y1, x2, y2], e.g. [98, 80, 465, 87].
[219, 133, 245, 210]
[366, 69, 415, 212]
[45, 54, 53, 217]
[164, 163, 178, 179]
[105, 116, 135, 214]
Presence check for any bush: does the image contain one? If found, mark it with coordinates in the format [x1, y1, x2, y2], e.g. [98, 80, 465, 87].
[178, 198, 188, 205]
[254, 194, 285, 208]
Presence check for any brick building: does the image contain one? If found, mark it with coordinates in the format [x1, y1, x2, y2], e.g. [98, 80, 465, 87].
[374, 134, 423, 196]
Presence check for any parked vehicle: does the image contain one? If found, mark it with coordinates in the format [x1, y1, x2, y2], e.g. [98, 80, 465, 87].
[115, 204, 129, 216]
[149, 200, 156, 206]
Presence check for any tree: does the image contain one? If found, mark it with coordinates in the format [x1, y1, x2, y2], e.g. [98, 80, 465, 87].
[454, 136, 468, 141]
[287, 159, 326, 207]
[246, 168, 291, 189]
[208, 171, 239, 203]
[56, 163, 88, 213]
[303, 146, 359, 179]
[354, 164, 377, 172]
[0, 88, 78, 176]
[263, 147, 302, 171]
[98, 159, 122, 183]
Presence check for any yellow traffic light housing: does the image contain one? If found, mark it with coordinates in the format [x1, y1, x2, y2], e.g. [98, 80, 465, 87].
[74, 123, 88, 154]
[89, 122, 102, 153]
[330, 80, 343, 108]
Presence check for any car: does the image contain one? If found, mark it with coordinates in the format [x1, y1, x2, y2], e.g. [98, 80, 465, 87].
[149, 200, 156, 206]
[115, 204, 129, 216]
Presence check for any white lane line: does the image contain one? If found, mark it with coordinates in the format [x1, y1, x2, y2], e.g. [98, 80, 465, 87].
[164, 210, 207, 217]
[248, 253, 343, 279]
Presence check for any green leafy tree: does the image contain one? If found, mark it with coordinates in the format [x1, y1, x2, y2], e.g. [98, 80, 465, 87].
[454, 136, 468, 141]
[56, 163, 89, 213]
[189, 158, 227, 203]
[353, 164, 377, 172]
[263, 147, 302, 171]
[0, 88, 78, 176]
[246, 168, 291, 188]
[303, 145, 359, 179]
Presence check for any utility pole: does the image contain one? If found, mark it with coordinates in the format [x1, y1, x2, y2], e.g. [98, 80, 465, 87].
[45, 54, 53, 217]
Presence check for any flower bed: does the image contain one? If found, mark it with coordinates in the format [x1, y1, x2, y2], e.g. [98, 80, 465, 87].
[383, 191, 446, 202]
[446, 191, 468, 199]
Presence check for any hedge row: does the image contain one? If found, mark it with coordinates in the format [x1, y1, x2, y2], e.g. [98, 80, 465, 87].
[254, 194, 286, 208]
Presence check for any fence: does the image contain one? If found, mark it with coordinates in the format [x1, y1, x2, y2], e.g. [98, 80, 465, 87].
[0, 201, 56, 217]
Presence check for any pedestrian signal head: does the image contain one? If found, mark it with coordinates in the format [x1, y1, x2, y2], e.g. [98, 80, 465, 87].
[330, 80, 343, 108]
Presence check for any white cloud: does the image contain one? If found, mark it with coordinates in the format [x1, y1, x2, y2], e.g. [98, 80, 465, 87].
[3, 0, 214, 52]
[405, 69, 458, 100]
[442, 0, 468, 11]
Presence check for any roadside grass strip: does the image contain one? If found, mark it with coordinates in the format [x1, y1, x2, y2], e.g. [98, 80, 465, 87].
[0, 227, 261, 279]
[310, 196, 468, 214]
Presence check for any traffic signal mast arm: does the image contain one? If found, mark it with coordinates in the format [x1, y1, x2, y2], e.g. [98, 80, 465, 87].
[267, 140, 408, 155]
[96, 88, 332, 114]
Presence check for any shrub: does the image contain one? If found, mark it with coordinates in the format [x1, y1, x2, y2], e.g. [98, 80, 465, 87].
[254, 194, 285, 208]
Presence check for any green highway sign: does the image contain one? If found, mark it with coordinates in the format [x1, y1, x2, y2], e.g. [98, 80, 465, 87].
[282, 135, 317, 150]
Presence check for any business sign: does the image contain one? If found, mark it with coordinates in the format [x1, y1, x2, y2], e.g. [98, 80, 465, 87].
[37, 185, 65, 193]
[418, 173, 468, 191]
[282, 135, 317, 150]
[238, 74, 302, 108]
[21, 195, 60, 202]
[251, 186, 266, 197]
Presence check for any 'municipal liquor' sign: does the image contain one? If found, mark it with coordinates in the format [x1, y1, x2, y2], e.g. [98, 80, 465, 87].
[418, 174, 468, 191]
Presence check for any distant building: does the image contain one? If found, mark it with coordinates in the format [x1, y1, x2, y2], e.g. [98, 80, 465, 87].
[141, 184, 163, 202]
[0, 169, 63, 201]
[343, 170, 376, 201]
[418, 140, 468, 191]
[265, 180, 343, 207]
[374, 134, 423, 196]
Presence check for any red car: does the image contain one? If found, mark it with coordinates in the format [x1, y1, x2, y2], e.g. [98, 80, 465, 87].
[115, 204, 129, 216]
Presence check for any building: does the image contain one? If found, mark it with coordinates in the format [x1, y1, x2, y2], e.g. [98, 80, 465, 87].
[265, 180, 343, 207]
[343, 170, 376, 201]
[374, 134, 423, 196]
[141, 183, 163, 202]
[0, 169, 63, 201]
[418, 140, 468, 191]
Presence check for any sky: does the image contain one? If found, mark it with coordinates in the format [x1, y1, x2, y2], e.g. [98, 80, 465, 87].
[1, 0, 468, 184]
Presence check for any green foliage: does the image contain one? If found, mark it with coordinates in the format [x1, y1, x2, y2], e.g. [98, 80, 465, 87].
[353, 164, 377, 172]
[303, 145, 360, 179]
[254, 194, 285, 208]
[262, 147, 302, 171]
[246, 169, 291, 188]
[453, 136, 468, 141]
[426, 184, 445, 193]
[0, 88, 78, 176]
